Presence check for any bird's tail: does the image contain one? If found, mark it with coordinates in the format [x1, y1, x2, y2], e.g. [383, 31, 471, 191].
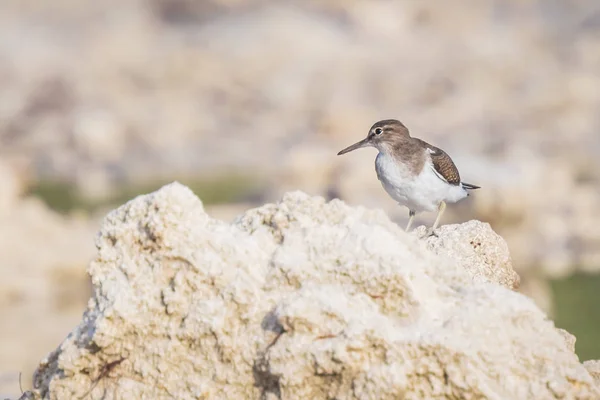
[462, 182, 481, 190]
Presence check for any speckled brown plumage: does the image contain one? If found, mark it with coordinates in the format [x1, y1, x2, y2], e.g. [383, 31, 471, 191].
[414, 139, 461, 185]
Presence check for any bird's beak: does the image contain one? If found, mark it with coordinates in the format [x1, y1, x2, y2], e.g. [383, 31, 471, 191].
[337, 138, 370, 155]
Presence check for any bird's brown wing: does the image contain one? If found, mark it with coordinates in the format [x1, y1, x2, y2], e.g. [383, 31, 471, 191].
[416, 139, 461, 185]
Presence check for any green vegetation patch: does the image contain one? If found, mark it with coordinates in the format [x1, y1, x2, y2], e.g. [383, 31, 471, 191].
[28, 180, 82, 214]
[27, 172, 265, 214]
[551, 272, 600, 361]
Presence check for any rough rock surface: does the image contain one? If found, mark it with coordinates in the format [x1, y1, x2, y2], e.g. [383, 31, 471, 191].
[415, 221, 520, 290]
[21, 184, 599, 399]
[584, 360, 600, 387]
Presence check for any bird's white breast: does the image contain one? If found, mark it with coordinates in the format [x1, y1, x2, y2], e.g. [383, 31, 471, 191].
[375, 151, 467, 213]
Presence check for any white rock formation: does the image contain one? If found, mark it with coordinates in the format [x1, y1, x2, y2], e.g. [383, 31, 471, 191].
[415, 221, 520, 290]
[21, 184, 598, 399]
[585, 360, 600, 387]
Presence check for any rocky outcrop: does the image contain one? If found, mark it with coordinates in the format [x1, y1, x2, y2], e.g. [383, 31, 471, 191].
[415, 221, 520, 290]
[585, 360, 600, 387]
[18, 183, 598, 399]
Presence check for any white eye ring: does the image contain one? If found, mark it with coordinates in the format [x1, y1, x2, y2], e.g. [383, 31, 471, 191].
[374, 127, 383, 135]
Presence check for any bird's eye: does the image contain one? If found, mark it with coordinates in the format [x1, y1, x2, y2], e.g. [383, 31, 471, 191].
[374, 127, 383, 135]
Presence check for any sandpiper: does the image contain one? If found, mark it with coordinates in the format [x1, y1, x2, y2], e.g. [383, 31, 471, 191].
[337, 119, 480, 235]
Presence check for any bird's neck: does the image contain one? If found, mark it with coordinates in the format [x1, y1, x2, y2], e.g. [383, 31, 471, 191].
[376, 139, 408, 157]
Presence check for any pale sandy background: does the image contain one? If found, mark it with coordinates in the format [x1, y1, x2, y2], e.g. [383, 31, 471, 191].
[1, 0, 599, 397]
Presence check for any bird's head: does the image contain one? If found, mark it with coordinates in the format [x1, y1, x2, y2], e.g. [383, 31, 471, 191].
[337, 119, 410, 155]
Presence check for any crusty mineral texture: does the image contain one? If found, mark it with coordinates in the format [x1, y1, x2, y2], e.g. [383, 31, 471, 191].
[585, 360, 600, 387]
[415, 221, 520, 290]
[22, 183, 599, 399]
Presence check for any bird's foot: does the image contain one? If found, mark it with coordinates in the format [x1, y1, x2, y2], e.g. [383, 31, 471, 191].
[420, 228, 438, 239]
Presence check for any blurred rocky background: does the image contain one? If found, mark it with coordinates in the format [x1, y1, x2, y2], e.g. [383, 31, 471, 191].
[0, 0, 599, 397]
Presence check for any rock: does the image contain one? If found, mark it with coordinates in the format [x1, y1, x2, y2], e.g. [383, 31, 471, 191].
[23, 184, 598, 399]
[557, 329, 577, 353]
[415, 220, 520, 290]
[584, 360, 600, 387]
[15, 393, 36, 400]
[15, 393, 35, 400]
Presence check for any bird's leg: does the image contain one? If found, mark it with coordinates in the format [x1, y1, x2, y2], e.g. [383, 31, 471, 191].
[405, 210, 415, 232]
[426, 201, 446, 237]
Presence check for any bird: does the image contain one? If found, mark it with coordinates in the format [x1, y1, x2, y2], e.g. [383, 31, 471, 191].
[337, 119, 480, 235]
